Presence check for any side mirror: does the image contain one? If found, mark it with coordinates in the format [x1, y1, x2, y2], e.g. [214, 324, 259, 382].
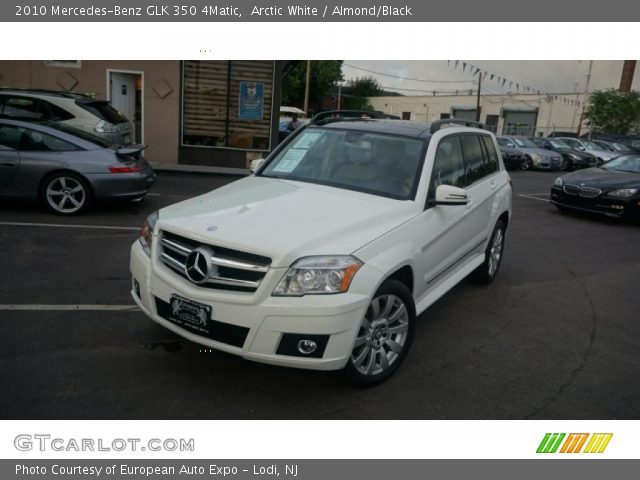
[577, 146, 585, 151]
[249, 158, 265, 174]
[0, 144, 16, 152]
[435, 185, 468, 206]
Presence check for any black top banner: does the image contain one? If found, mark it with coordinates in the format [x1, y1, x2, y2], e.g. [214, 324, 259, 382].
[6, 0, 640, 21]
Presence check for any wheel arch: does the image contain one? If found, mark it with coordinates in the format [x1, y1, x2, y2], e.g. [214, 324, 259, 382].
[38, 168, 94, 202]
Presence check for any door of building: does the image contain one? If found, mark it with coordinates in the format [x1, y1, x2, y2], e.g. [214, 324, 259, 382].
[109, 71, 142, 143]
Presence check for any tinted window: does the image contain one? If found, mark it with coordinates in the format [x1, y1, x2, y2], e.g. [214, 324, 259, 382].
[563, 139, 581, 149]
[430, 136, 466, 199]
[481, 135, 499, 174]
[1, 96, 45, 120]
[497, 137, 514, 148]
[19, 128, 79, 152]
[460, 135, 485, 185]
[79, 101, 128, 124]
[0, 125, 22, 149]
[41, 121, 111, 148]
[45, 101, 75, 121]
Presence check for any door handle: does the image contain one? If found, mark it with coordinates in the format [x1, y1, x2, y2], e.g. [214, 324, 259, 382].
[490, 179, 497, 190]
[1, 161, 18, 166]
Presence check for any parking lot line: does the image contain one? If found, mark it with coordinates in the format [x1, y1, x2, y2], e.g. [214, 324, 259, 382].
[518, 194, 550, 202]
[0, 304, 140, 311]
[0, 221, 139, 231]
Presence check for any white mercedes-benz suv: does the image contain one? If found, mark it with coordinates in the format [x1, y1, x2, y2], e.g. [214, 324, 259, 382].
[130, 113, 512, 385]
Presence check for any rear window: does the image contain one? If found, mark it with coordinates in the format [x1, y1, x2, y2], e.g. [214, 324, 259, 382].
[77, 101, 128, 124]
[41, 121, 113, 148]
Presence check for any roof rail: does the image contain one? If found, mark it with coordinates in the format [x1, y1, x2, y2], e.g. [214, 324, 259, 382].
[429, 119, 485, 133]
[310, 110, 400, 125]
[0, 88, 90, 99]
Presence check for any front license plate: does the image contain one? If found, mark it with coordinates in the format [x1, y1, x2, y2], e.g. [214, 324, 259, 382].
[167, 294, 212, 337]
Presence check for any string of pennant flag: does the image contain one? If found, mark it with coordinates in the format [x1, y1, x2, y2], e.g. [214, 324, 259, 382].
[448, 60, 583, 108]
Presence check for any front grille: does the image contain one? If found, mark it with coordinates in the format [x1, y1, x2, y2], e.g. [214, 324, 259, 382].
[579, 186, 602, 198]
[158, 230, 271, 293]
[563, 184, 602, 199]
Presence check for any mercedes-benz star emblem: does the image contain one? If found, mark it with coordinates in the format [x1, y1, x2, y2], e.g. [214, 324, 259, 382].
[185, 246, 214, 284]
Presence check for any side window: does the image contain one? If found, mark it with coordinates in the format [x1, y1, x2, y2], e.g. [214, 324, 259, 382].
[0, 125, 23, 150]
[481, 135, 500, 175]
[47, 102, 75, 121]
[564, 139, 580, 149]
[19, 128, 79, 152]
[2, 96, 45, 120]
[460, 134, 486, 186]
[429, 135, 466, 201]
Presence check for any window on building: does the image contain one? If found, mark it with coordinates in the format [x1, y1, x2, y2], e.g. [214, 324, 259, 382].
[181, 60, 274, 152]
[485, 114, 499, 133]
[402, 112, 411, 120]
[440, 113, 451, 119]
[44, 61, 81, 68]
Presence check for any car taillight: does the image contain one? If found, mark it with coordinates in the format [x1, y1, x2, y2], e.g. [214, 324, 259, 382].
[108, 162, 141, 173]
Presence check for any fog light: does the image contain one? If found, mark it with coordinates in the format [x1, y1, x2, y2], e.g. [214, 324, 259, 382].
[133, 278, 141, 298]
[297, 339, 317, 355]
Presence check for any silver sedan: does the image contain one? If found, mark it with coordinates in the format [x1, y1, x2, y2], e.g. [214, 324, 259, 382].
[0, 118, 156, 214]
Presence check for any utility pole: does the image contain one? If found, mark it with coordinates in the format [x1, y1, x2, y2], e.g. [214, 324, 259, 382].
[475, 73, 481, 122]
[576, 60, 593, 137]
[303, 60, 311, 114]
[619, 60, 636, 92]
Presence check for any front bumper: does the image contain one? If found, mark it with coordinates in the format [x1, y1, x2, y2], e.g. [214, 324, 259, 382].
[550, 186, 639, 219]
[130, 241, 371, 371]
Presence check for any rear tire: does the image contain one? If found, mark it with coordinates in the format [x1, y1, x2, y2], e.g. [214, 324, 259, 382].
[472, 220, 506, 284]
[343, 280, 415, 386]
[41, 172, 92, 215]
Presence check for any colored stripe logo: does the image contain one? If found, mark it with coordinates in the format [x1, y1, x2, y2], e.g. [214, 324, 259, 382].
[537, 433, 612, 453]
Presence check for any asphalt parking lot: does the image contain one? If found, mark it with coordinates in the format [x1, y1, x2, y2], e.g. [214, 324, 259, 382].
[1, 170, 639, 420]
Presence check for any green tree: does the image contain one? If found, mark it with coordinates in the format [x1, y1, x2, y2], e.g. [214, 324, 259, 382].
[585, 89, 640, 135]
[340, 76, 383, 111]
[281, 60, 344, 111]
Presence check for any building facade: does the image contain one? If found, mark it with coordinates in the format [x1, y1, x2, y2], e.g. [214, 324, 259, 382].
[0, 60, 288, 171]
[368, 92, 589, 137]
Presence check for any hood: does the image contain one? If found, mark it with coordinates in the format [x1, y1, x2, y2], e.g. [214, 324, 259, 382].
[520, 147, 562, 158]
[562, 167, 640, 190]
[587, 149, 617, 161]
[157, 176, 418, 268]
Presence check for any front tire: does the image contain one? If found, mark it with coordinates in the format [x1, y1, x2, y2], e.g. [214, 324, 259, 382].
[520, 157, 533, 170]
[344, 280, 415, 386]
[472, 220, 506, 284]
[41, 172, 92, 215]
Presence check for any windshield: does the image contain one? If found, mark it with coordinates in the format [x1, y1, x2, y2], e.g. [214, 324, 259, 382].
[550, 139, 570, 148]
[41, 121, 113, 148]
[611, 142, 631, 151]
[601, 154, 640, 173]
[583, 140, 602, 150]
[260, 127, 425, 200]
[511, 138, 537, 148]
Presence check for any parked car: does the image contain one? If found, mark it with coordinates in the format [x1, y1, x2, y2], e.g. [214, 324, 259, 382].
[499, 145, 527, 170]
[0, 89, 133, 146]
[497, 136, 563, 170]
[130, 115, 512, 385]
[530, 137, 598, 171]
[591, 139, 635, 154]
[551, 153, 640, 223]
[0, 118, 155, 215]
[555, 137, 618, 163]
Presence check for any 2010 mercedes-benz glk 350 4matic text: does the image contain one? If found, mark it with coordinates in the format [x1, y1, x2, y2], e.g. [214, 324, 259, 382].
[130, 113, 512, 385]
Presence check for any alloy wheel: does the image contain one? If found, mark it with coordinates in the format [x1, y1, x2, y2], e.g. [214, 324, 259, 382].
[350, 294, 410, 376]
[45, 176, 86, 214]
[488, 228, 504, 278]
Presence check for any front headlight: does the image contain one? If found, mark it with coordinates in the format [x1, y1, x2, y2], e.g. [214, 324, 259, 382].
[553, 177, 564, 187]
[606, 188, 638, 198]
[139, 210, 159, 256]
[273, 256, 363, 296]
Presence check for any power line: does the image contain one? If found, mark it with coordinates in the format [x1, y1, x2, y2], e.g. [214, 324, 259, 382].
[343, 62, 474, 84]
